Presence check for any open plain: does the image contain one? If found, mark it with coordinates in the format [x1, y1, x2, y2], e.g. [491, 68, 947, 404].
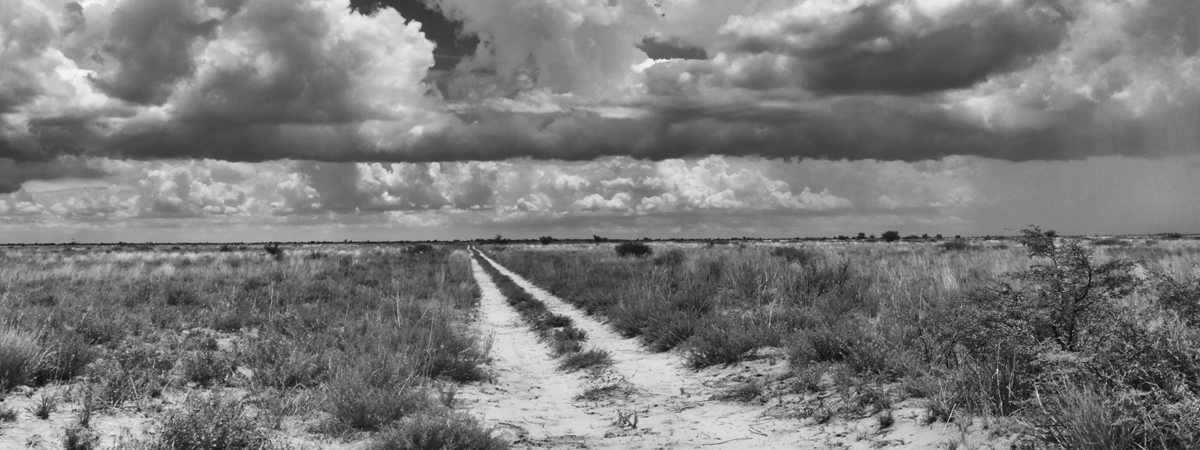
[1, 232, 1199, 449]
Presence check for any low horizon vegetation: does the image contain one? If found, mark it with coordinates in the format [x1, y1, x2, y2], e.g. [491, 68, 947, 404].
[483, 229, 1200, 448]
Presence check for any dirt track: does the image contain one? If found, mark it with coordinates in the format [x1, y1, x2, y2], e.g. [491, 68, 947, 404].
[463, 249, 815, 449]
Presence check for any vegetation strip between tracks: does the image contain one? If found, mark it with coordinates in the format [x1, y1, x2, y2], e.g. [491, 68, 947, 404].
[471, 248, 612, 371]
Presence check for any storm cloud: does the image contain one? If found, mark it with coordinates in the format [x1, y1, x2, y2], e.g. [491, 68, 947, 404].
[0, 0, 1198, 169]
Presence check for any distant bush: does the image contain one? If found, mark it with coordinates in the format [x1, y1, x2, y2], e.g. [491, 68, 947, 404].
[615, 242, 653, 258]
[263, 243, 285, 261]
[1092, 237, 1129, 246]
[939, 239, 975, 251]
[538, 236, 555, 245]
[406, 244, 435, 255]
[881, 231, 901, 243]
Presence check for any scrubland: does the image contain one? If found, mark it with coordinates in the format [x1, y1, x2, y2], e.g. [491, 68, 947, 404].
[485, 232, 1200, 448]
[0, 243, 503, 449]
[2, 231, 1198, 449]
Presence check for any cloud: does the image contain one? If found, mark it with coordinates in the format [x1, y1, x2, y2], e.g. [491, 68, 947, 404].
[91, 0, 220, 104]
[715, 0, 1067, 94]
[0, 0, 1198, 165]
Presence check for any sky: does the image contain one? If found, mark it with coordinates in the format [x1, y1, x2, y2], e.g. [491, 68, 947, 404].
[1, 0, 1199, 243]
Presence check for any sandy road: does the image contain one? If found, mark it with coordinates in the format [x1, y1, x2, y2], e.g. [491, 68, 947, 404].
[467, 249, 820, 449]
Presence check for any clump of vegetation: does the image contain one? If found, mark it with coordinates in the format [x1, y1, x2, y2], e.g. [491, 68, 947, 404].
[369, 413, 509, 450]
[62, 424, 100, 450]
[0, 327, 46, 389]
[939, 239, 975, 251]
[149, 394, 280, 450]
[770, 247, 819, 264]
[559, 349, 613, 372]
[614, 242, 653, 258]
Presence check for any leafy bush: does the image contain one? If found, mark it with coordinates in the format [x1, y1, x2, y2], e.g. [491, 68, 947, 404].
[150, 394, 279, 450]
[614, 242, 652, 258]
[881, 231, 901, 242]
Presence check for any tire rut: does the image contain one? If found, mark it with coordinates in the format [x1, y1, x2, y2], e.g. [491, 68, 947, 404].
[476, 251, 819, 449]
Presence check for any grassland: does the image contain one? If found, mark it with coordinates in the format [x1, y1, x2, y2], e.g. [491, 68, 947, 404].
[485, 233, 1200, 448]
[0, 243, 504, 449]
[2, 232, 1198, 449]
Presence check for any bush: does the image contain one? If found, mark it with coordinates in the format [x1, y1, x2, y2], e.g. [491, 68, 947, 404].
[150, 394, 279, 450]
[614, 242, 653, 258]
[406, 244, 435, 255]
[370, 413, 509, 450]
[62, 424, 100, 450]
[881, 231, 901, 243]
[263, 243, 285, 261]
[686, 319, 763, 368]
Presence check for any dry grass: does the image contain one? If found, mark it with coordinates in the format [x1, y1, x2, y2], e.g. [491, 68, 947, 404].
[484, 236, 1200, 445]
[0, 243, 501, 448]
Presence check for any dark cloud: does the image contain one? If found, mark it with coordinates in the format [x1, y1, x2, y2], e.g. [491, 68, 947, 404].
[725, 0, 1068, 94]
[0, 157, 108, 194]
[91, 0, 219, 105]
[637, 36, 707, 60]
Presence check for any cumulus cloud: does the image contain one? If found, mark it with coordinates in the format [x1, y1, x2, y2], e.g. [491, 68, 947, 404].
[1, 0, 1199, 166]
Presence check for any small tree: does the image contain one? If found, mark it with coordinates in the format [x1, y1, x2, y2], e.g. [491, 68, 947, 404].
[881, 231, 901, 243]
[1010, 225, 1139, 351]
[539, 236, 555, 245]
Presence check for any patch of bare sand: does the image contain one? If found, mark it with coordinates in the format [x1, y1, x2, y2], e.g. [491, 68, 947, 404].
[474, 251, 1020, 450]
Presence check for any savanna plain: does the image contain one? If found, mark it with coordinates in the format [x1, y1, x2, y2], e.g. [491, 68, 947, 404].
[2, 229, 1199, 449]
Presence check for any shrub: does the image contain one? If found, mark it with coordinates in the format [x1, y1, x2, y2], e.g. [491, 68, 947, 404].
[0, 327, 46, 389]
[62, 424, 100, 450]
[538, 236, 555, 245]
[150, 394, 278, 450]
[1009, 225, 1140, 351]
[263, 243, 285, 261]
[881, 231, 901, 243]
[686, 320, 762, 368]
[238, 335, 327, 390]
[370, 413, 509, 450]
[406, 244, 435, 255]
[614, 242, 652, 258]
[0, 405, 17, 422]
[180, 350, 235, 387]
